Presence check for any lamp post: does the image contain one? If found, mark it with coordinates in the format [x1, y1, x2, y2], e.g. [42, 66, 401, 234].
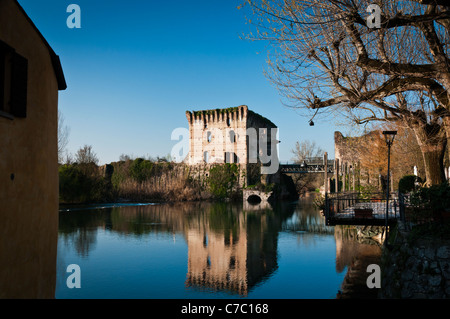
[300, 160, 308, 172]
[382, 131, 397, 245]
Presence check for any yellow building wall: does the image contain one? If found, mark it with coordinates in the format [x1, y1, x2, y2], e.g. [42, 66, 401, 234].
[0, 0, 60, 298]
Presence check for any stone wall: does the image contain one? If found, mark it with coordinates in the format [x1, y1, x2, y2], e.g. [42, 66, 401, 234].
[380, 226, 450, 299]
[334, 130, 385, 190]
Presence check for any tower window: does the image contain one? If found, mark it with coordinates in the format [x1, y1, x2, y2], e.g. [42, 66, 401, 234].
[229, 130, 236, 143]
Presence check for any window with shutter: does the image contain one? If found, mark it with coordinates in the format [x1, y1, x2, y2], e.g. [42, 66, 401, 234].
[0, 40, 28, 119]
[0, 42, 12, 116]
[10, 53, 28, 118]
[0, 49, 5, 112]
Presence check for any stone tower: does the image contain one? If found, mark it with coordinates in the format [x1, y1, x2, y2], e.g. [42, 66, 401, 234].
[185, 105, 278, 185]
[185, 105, 277, 166]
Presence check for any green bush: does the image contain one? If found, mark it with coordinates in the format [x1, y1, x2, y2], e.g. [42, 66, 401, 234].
[244, 182, 274, 193]
[59, 164, 111, 203]
[208, 164, 239, 200]
[398, 175, 422, 194]
[59, 165, 98, 203]
[129, 158, 154, 183]
[410, 182, 450, 214]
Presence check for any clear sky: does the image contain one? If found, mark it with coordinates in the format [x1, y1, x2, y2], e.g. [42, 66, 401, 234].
[18, 0, 344, 165]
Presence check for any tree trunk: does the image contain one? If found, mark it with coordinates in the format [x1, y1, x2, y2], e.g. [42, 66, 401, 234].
[443, 116, 450, 167]
[410, 122, 447, 186]
[420, 143, 446, 186]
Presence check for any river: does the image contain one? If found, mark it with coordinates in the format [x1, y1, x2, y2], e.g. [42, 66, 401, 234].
[55, 196, 381, 299]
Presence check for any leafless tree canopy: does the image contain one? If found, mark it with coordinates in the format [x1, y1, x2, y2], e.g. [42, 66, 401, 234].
[75, 145, 99, 165]
[242, 0, 450, 184]
[291, 139, 325, 163]
[58, 111, 70, 164]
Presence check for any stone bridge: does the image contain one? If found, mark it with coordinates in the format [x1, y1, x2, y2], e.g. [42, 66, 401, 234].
[243, 189, 273, 204]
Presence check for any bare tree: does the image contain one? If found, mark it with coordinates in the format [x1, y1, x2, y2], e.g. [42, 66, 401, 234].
[58, 110, 70, 164]
[75, 145, 99, 165]
[289, 140, 325, 194]
[242, 0, 450, 185]
[291, 140, 325, 163]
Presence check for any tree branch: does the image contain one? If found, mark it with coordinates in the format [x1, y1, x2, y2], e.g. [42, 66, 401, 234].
[310, 76, 449, 110]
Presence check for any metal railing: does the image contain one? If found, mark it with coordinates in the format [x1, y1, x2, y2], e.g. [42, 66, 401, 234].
[324, 191, 403, 225]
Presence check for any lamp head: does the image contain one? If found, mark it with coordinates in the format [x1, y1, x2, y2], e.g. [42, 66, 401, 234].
[382, 131, 397, 146]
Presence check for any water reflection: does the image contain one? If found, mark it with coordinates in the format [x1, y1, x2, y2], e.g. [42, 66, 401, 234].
[335, 226, 383, 299]
[57, 198, 377, 298]
[184, 203, 280, 296]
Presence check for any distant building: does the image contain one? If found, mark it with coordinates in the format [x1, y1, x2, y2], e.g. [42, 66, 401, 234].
[334, 131, 380, 165]
[334, 131, 383, 190]
[185, 105, 278, 185]
[0, 0, 66, 298]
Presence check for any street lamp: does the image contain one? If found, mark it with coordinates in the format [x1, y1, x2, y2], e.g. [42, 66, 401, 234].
[382, 130, 397, 246]
[300, 160, 308, 172]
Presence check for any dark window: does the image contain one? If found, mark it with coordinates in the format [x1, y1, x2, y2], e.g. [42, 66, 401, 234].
[229, 130, 236, 143]
[229, 256, 236, 269]
[225, 152, 238, 164]
[0, 40, 28, 119]
[10, 53, 28, 117]
[0, 42, 10, 113]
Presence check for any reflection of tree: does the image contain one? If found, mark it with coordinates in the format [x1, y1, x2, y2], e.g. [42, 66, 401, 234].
[73, 229, 97, 258]
[281, 197, 334, 234]
[59, 209, 107, 257]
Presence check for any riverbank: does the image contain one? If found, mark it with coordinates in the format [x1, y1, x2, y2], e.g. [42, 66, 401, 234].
[59, 161, 228, 204]
[380, 221, 450, 298]
[59, 160, 298, 205]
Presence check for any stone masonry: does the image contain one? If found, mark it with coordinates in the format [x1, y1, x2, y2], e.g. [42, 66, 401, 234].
[185, 105, 277, 186]
[380, 226, 450, 299]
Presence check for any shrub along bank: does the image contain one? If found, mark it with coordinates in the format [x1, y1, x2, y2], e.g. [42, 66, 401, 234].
[59, 159, 247, 204]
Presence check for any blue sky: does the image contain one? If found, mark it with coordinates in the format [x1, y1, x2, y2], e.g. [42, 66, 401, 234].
[18, 0, 343, 164]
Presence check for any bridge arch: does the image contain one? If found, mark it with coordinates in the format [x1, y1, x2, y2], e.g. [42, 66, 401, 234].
[243, 189, 272, 204]
[247, 194, 262, 205]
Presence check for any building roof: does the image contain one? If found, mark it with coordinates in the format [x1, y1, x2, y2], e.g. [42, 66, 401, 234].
[13, 0, 67, 90]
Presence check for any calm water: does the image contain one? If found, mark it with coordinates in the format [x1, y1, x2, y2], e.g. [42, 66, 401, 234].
[55, 197, 378, 299]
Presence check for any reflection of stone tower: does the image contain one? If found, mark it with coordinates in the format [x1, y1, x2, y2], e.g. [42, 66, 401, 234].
[185, 212, 278, 296]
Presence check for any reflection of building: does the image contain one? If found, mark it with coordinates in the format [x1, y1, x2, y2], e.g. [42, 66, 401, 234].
[185, 212, 278, 296]
[0, 0, 66, 298]
[334, 226, 382, 298]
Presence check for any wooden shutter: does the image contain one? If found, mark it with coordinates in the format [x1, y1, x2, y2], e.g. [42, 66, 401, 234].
[10, 52, 28, 118]
[0, 50, 5, 111]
